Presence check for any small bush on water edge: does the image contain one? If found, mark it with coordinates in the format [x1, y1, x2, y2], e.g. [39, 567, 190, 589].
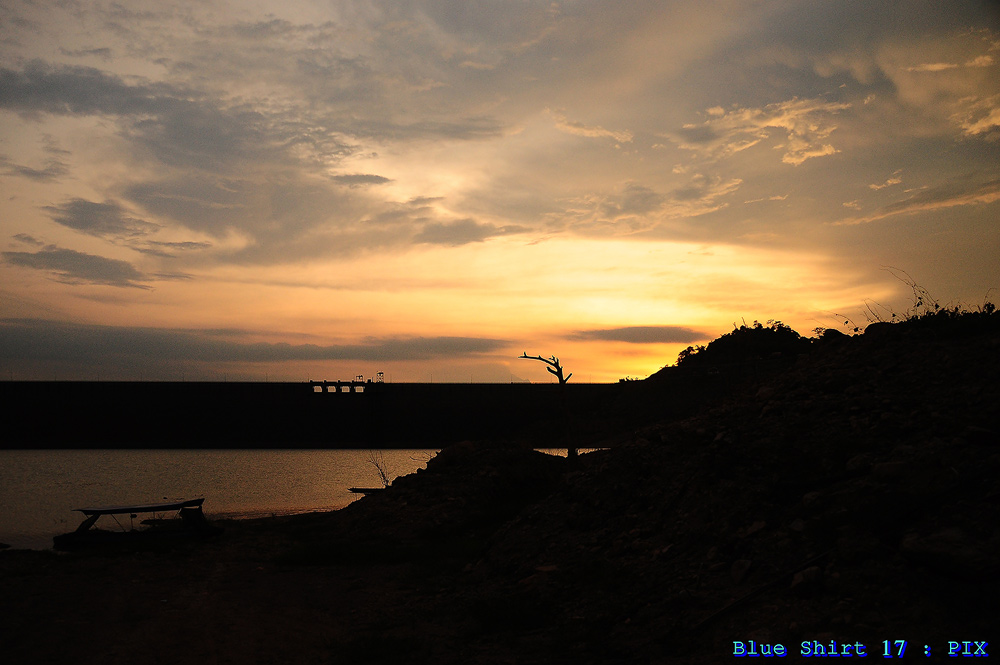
[366, 450, 394, 488]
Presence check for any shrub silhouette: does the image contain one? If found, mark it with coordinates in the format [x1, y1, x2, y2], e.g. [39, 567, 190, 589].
[675, 320, 811, 369]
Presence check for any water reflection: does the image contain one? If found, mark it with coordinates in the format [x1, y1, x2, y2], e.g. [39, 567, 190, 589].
[0, 449, 437, 550]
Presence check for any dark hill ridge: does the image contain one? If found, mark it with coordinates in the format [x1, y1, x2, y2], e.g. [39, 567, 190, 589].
[297, 313, 999, 661]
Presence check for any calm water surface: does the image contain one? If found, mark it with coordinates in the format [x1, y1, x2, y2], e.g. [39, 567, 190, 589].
[0, 449, 438, 550]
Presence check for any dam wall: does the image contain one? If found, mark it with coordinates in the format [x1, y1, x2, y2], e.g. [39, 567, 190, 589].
[1, 381, 640, 448]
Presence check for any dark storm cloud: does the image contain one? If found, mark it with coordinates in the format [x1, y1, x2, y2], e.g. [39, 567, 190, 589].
[571, 326, 709, 344]
[2, 246, 151, 288]
[44, 198, 159, 239]
[0, 319, 509, 364]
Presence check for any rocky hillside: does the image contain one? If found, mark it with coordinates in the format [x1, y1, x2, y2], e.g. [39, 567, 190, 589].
[312, 310, 999, 662]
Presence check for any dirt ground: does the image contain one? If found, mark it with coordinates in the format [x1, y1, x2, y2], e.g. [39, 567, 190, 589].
[2, 316, 998, 664]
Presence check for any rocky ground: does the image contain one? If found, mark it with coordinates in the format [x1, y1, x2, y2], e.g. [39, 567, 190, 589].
[1, 314, 998, 663]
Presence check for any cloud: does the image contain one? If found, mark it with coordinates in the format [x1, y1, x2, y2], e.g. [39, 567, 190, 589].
[0, 57, 511, 263]
[905, 62, 959, 73]
[598, 183, 665, 218]
[122, 177, 254, 236]
[12, 234, 44, 246]
[953, 94, 1000, 138]
[414, 219, 528, 246]
[120, 173, 442, 264]
[59, 47, 114, 61]
[1, 1, 998, 383]
[2, 246, 152, 288]
[744, 194, 789, 204]
[571, 326, 709, 344]
[547, 109, 633, 143]
[836, 177, 1000, 225]
[0, 318, 509, 364]
[869, 176, 903, 190]
[559, 175, 743, 236]
[669, 174, 743, 206]
[0, 154, 68, 181]
[905, 54, 994, 72]
[136, 240, 213, 259]
[0, 59, 189, 118]
[0, 60, 336, 174]
[44, 198, 159, 239]
[331, 173, 393, 186]
[672, 97, 851, 165]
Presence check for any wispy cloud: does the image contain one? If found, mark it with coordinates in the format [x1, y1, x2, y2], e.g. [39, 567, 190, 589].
[44, 198, 159, 239]
[547, 109, 633, 143]
[414, 219, 528, 246]
[0, 154, 68, 181]
[2, 246, 152, 288]
[836, 178, 1000, 225]
[672, 97, 851, 166]
[869, 173, 903, 190]
[559, 175, 743, 236]
[905, 54, 994, 72]
[571, 326, 708, 344]
[331, 174, 393, 187]
[953, 95, 1000, 138]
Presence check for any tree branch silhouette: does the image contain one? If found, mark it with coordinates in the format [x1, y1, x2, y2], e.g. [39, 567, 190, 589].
[519, 352, 573, 384]
[519, 352, 576, 458]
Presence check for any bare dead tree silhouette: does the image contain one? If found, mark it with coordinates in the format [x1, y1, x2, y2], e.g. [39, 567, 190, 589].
[519, 352, 573, 384]
[519, 352, 577, 458]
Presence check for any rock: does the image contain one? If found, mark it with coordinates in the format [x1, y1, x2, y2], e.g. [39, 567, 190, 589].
[819, 328, 849, 344]
[962, 425, 997, 445]
[731, 559, 752, 584]
[900, 529, 998, 579]
[872, 461, 908, 479]
[738, 520, 767, 538]
[864, 321, 897, 341]
[790, 566, 823, 597]
[801, 491, 822, 505]
[756, 385, 776, 400]
[845, 453, 872, 472]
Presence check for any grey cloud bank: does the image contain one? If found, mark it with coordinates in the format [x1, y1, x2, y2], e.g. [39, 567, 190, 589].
[0, 318, 509, 365]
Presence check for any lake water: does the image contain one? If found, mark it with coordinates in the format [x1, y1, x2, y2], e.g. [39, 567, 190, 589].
[0, 449, 439, 550]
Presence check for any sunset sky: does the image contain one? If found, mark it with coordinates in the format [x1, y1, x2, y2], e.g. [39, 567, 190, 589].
[2, 1, 998, 383]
